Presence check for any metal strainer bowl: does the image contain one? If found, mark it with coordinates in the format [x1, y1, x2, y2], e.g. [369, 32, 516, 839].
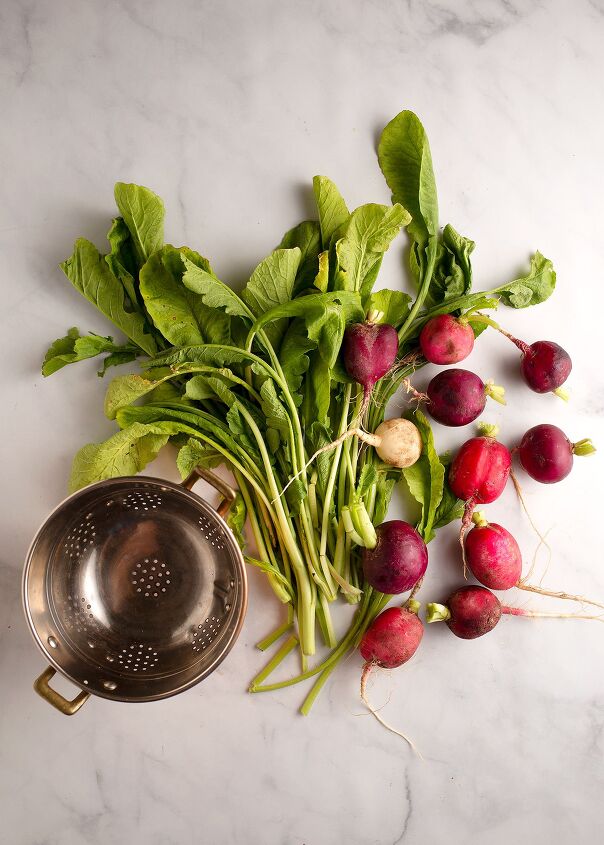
[22, 468, 247, 715]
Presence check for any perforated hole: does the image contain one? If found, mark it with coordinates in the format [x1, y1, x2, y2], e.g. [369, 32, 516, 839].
[191, 615, 223, 652]
[198, 515, 225, 550]
[115, 644, 159, 670]
[132, 561, 170, 597]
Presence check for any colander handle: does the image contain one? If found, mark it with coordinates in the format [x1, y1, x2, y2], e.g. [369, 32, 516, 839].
[182, 466, 237, 518]
[33, 666, 91, 715]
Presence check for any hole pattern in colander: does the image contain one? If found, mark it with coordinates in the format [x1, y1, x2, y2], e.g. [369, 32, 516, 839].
[191, 616, 222, 652]
[121, 490, 163, 511]
[131, 559, 171, 598]
[62, 595, 95, 635]
[115, 644, 160, 672]
[198, 515, 225, 550]
[63, 512, 96, 560]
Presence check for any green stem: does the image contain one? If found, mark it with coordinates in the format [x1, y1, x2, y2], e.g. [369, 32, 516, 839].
[256, 606, 295, 651]
[249, 635, 298, 688]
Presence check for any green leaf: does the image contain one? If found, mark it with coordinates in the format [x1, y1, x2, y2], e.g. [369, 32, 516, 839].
[97, 348, 140, 376]
[259, 380, 291, 445]
[105, 216, 139, 305]
[335, 203, 410, 295]
[242, 248, 301, 348]
[366, 289, 412, 327]
[42, 328, 138, 377]
[182, 257, 252, 320]
[303, 353, 331, 429]
[356, 464, 378, 499]
[227, 493, 247, 550]
[279, 220, 321, 293]
[145, 343, 268, 377]
[104, 373, 168, 419]
[373, 475, 396, 526]
[69, 422, 172, 492]
[493, 251, 556, 308]
[279, 320, 315, 406]
[401, 410, 444, 543]
[433, 483, 464, 530]
[140, 245, 230, 346]
[313, 175, 350, 249]
[378, 110, 439, 245]
[176, 438, 223, 478]
[427, 224, 475, 307]
[314, 251, 329, 292]
[60, 238, 157, 355]
[114, 182, 164, 266]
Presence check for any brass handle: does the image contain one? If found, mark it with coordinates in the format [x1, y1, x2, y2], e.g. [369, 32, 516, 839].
[182, 466, 237, 518]
[33, 666, 91, 715]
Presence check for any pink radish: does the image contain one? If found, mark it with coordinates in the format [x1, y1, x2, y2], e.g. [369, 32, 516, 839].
[426, 369, 505, 427]
[465, 512, 604, 611]
[426, 585, 604, 639]
[448, 429, 512, 567]
[359, 603, 423, 750]
[517, 423, 596, 484]
[362, 520, 428, 594]
[419, 314, 474, 364]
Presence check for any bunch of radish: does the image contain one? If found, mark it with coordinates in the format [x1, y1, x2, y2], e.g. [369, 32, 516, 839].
[338, 310, 598, 751]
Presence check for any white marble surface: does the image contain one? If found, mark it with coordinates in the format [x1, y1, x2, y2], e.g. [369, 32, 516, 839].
[2, 0, 604, 842]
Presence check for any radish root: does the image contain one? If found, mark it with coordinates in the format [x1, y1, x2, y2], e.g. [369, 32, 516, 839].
[360, 664, 422, 757]
[502, 605, 604, 622]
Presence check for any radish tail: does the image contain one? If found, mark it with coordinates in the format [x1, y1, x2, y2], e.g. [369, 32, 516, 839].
[360, 664, 422, 757]
[502, 605, 604, 622]
[510, 467, 552, 578]
[459, 499, 476, 578]
[517, 582, 604, 612]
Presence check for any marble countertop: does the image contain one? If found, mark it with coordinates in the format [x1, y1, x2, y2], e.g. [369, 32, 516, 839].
[2, 1, 604, 843]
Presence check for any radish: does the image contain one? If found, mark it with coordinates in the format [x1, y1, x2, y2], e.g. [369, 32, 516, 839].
[517, 423, 596, 484]
[448, 427, 512, 567]
[419, 314, 474, 364]
[426, 585, 604, 639]
[359, 602, 423, 750]
[426, 368, 506, 427]
[362, 520, 428, 594]
[467, 314, 572, 399]
[465, 512, 604, 611]
[343, 321, 399, 416]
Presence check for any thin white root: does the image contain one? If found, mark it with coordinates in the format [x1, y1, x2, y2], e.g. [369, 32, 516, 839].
[510, 468, 552, 578]
[400, 378, 428, 406]
[502, 606, 604, 621]
[360, 664, 423, 758]
[517, 582, 604, 612]
[275, 428, 377, 502]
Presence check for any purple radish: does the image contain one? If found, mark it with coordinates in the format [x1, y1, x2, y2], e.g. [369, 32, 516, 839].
[343, 321, 398, 415]
[426, 369, 505, 427]
[362, 521, 428, 594]
[359, 603, 424, 750]
[419, 314, 474, 364]
[468, 314, 572, 399]
[465, 512, 604, 611]
[517, 423, 596, 484]
[427, 585, 603, 639]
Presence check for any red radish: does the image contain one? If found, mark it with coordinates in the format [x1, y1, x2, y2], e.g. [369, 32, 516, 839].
[360, 602, 423, 750]
[426, 369, 505, 427]
[465, 512, 604, 611]
[448, 429, 512, 567]
[426, 585, 604, 638]
[362, 521, 428, 594]
[517, 423, 596, 484]
[465, 513, 522, 590]
[343, 321, 398, 414]
[419, 314, 474, 364]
